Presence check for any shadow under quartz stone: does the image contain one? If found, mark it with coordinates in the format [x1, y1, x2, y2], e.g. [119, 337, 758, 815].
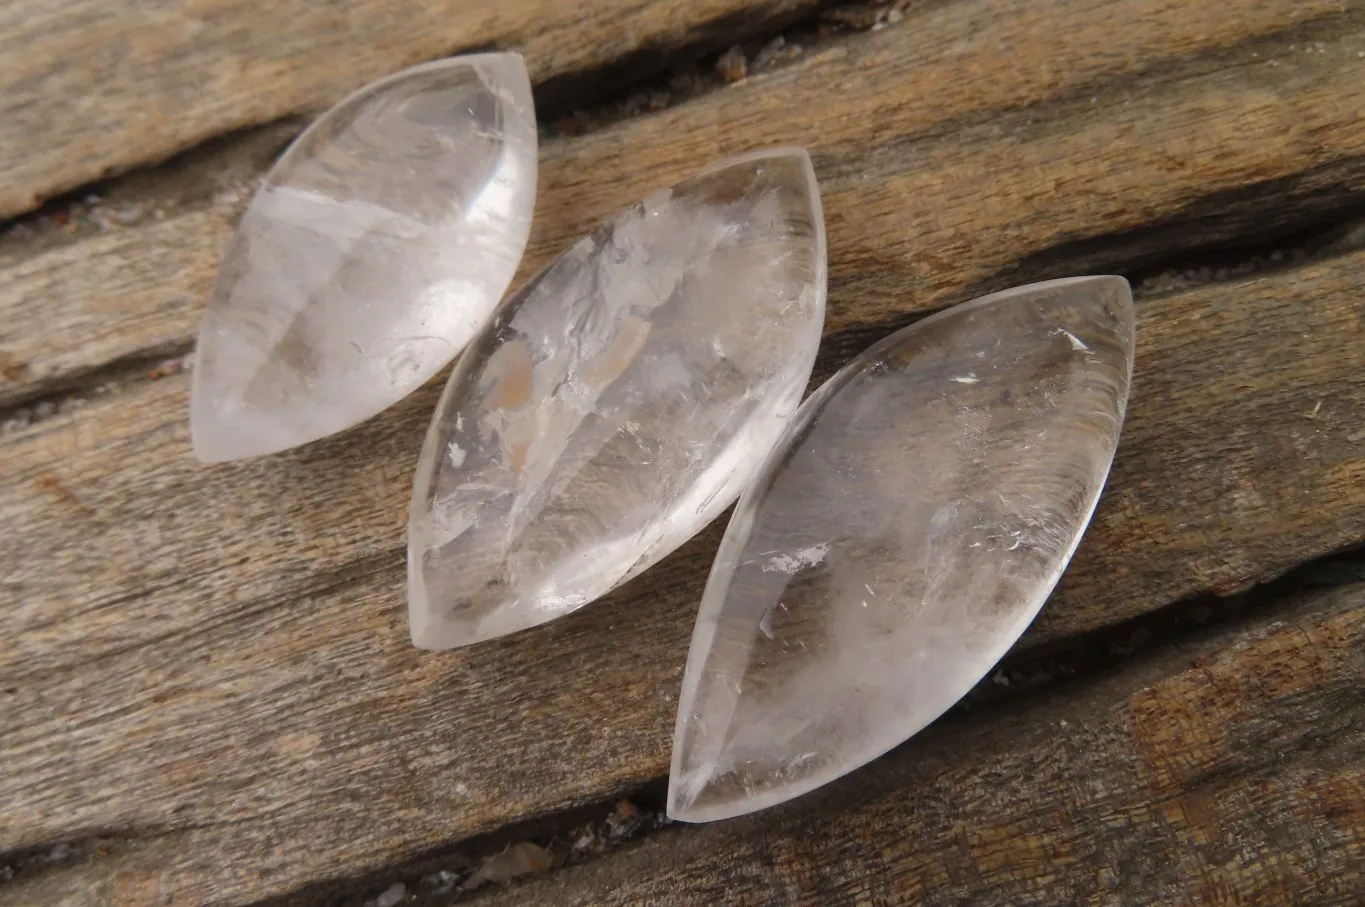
[408, 149, 827, 650]
[669, 276, 1135, 822]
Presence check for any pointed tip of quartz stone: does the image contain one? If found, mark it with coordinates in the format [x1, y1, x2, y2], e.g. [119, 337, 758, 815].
[406, 602, 539, 651]
[188, 352, 333, 462]
[665, 776, 722, 824]
[1057, 274, 1133, 307]
[406, 554, 447, 650]
[701, 147, 819, 194]
[665, 697, 809, 824]
[406, 564, 449, 650]
[973, 274, 1132, 313]
[188, 382, 280, 463]
[407, 583, 445, 650]
[692, 144, 824, 290]
[406, 583, 488, 652]
[406, 551, 544, 650]
[717, 145, 812, 166]
[1041, 274, 1135, 348]
[360, 51, 532, 103]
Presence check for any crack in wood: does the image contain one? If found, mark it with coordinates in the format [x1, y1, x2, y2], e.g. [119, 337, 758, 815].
[237, 543, 1365, 906]
[2, 200, 1361, 432]
[809, 206, 1365, 389]
[5, 3, 1363, 902]
[0, 0, 885, 237]
[2, 1, 1361, 426]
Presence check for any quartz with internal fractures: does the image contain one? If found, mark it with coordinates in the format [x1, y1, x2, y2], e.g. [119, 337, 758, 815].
[191, 54, 536, 461]
[408, 149, 826, 649]
[668, 276, 1135, 822]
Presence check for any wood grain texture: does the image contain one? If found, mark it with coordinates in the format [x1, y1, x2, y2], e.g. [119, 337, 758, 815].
[3, 244, 1363, 906]
[482, 581, 1365, 907]
[0, 0, 826, 220]
[2, 0, 1362, 408]
[3, 1, 1365, 904]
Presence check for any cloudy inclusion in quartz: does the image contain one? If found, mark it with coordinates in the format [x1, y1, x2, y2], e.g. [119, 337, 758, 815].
[191, 53, 537, 461]
[408, 149, 827, 649]
[669, 276, 1136, 822]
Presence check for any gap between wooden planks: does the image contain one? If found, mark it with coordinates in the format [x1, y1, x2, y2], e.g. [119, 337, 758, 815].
[478, 580, 1365, 907]
[0, 0, 829, 221]
[4, 243, 1363, 906]
[2, 0, 1362, 410]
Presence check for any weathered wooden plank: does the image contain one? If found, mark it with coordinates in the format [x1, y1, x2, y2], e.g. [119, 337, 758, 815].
[3, 242, 1363, 906]
[481, 580, 1365, 907]
[0, 0, 828, 220]
[2, 0, 1360, 408]
[4, 2, 1365, 904]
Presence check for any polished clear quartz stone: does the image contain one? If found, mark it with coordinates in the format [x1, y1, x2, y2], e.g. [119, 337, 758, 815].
[190, 53, 537, 462]
[668, 276, 1136, 822]
[408, 148, 826, 649]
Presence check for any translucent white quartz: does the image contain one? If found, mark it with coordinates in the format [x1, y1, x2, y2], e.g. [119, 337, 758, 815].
[669, 277, 1136, 821]
[408, 149, 826, 649]
[191, 54, 537, 461]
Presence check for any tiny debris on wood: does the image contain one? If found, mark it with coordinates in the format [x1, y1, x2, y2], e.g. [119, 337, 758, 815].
[369, 882, 406, 907]
[461, 842, 553, 892]
[147, 353, 192, 380]
[0, 350, 28, 381]
[715, 45, 747, 82]
[350, 798, 669, 905]
[752, 36, 802, 71]
[820, 0, 908, 33]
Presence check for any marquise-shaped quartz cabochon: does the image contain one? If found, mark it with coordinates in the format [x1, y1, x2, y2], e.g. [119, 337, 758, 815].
[669, 276, 1136, 822]
[190, 54, 537, 461]
[408, 149, 827, 649]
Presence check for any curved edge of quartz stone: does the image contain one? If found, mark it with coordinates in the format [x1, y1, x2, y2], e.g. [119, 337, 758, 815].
[407, 147, 827, 650]
[667, 275, 1136, 822]
[190, 53, 537, 463]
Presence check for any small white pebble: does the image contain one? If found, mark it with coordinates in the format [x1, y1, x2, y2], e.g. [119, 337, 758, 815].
[109, 203, 144, 225]
[374, 882, 405, 907]
[427, 871, 458, 895]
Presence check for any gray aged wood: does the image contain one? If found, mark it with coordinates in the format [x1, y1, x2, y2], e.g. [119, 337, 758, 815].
[2, 0, 1364, 904]
[0, 0, 828, 219]
[4, 247, 1363, 905]
[483, 581, 1365, 906]
[3, 0, 1361, 409]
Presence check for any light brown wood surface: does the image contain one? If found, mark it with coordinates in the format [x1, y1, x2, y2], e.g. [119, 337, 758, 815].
[2, 0, 1364, 904]
[484, 580, 1365, 906]
[4, 0, 1362, 410]
[0, 0, 826, 220]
